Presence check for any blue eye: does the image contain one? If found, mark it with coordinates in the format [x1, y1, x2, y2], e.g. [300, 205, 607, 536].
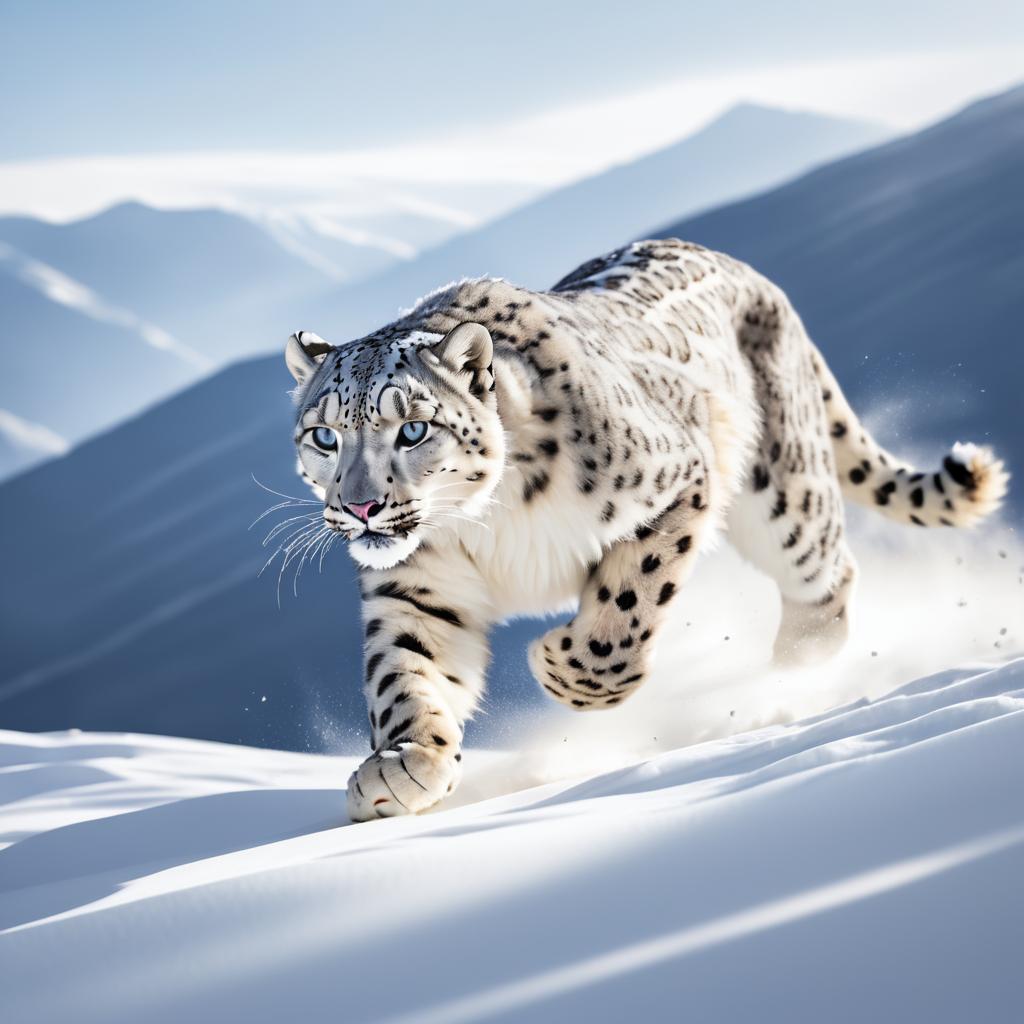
[311, 426, 337, 451]
[397, 421, 428, 448]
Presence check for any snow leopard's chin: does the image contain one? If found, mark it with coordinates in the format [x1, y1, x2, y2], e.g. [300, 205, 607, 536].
[348, 531, 421, 570]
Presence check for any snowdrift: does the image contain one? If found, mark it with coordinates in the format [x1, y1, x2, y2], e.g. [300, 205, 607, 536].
[2, 653, 1022, 1023]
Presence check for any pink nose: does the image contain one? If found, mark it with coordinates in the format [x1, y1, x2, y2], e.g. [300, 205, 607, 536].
[344, 497, 385, 524]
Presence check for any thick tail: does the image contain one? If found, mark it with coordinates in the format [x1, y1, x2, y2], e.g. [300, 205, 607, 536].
[810, 346, 1009, 528]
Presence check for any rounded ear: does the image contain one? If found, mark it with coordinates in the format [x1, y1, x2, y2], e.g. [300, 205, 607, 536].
[431, 322, 493, 374]
[285, 330, 334, 385]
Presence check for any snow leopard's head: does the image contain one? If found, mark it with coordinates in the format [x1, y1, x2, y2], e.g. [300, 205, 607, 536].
[285, 324, 505, 570]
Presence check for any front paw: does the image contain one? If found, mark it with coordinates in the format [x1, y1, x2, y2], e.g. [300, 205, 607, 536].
[528, 621, 650, 710]
[346, 742, 462, 822]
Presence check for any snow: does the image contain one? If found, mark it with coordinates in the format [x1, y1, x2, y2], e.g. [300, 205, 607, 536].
[0, 408, 68, 479]
[0, 445, 1020, 1024]
[0, 409, 69, 459]
[0, 240, 208, 369]
[0, 407, 68, 483]
[3, 640, 1023, 1021]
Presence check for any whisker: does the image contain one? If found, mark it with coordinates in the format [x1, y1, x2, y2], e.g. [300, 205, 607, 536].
[277, 541, 311, 606]
[425, 481, 510, 511]
[251, 474, 320, 505]
[258, 519, 321, 580]
[305, 526, 334, 582]
[428, 510, 493, 533]
[293, 526, 330, 597]
[262, 511, 322, 546]
[271, 519, 322, 561]
[250, 498, 318, 530]
[318, 530, 338, 573]
[260, 521, 321, 557]
[271, 521, 324, 604]
[429, 501, 489, 516]
[425, 481, 472, 494]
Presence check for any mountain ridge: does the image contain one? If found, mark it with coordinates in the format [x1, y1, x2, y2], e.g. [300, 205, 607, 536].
[652, 80, 1024, 489]
[298, 105, 889, 340]
[0, 104, 882, 481]
[0, 88, 1018, 745]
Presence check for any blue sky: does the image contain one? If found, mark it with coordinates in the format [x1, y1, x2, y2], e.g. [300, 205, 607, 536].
[2, 0, 1023, 158]
[0, 1, 1020, 224]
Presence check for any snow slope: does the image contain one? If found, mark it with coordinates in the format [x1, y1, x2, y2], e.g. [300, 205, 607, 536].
[0, 204, 338, 480]
[657, 83, 1024, 488]
[306, 105, 886, 340]
[0, 244, 203, 452]
[2, 653, 1022, 1023]
[0, 202, 332, 350]
[0, 105, 879, 483]
[0, 408, 69, 480]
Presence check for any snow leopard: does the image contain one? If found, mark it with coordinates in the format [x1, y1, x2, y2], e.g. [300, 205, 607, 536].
[284, 239, 1008, 821]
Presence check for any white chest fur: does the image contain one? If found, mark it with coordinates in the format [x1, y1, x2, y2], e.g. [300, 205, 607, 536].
[448, 465, 602, 621]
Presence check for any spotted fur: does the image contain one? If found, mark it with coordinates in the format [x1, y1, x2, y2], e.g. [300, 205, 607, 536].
[284, 239, 1008, 820]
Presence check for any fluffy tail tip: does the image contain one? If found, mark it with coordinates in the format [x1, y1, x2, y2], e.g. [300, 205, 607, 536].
[947, 441, 1009, 525]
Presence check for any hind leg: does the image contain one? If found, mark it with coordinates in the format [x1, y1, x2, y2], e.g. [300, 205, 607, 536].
[730, 302, 858, 665]
[729, 479, 857, 666]
[773, 552, 856, 665]
[729, 474, 857, 666]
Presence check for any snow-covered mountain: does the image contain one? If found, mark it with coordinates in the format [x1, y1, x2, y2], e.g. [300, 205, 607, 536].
[0, 204, 341, 477]
[655, 84, 1024, 488]
[246, 206, 415, 282]
[0, 106, 882, 481]
[0, 88, 1018, 748]
[2, 655, 1022, 1022]
[0, 243, 203, 447]
[304, 105, 889, 340]
[0, 202, 336, 362]
[0, 201, 436, 479]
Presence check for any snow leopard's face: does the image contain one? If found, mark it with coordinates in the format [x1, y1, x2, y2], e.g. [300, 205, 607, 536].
[286, 324, 504, 570]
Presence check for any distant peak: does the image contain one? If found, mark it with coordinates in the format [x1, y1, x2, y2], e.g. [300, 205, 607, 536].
[713, 101, 860, 126]
[697, 101, 887, 140]
[96, 199, 161, 219]
[79, 200, 239, 229]
[717, 101, 787, 118]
